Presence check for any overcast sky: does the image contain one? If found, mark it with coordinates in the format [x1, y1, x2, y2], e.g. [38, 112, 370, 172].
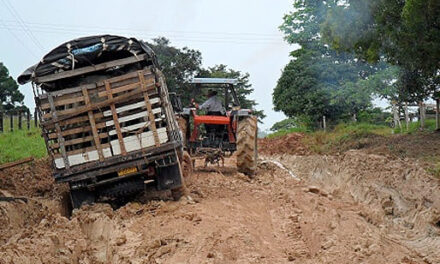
[0, 0, 296, 130]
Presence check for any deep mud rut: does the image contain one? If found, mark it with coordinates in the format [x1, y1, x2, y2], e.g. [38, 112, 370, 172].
[0, 151, 439, 264]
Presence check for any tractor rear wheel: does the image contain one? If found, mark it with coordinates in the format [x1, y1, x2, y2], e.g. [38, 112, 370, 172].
[236, 116, 258, 176]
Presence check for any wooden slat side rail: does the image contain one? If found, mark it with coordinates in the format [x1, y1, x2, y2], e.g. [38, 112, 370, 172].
[43, 113, 105, 130]
[43, 84, 156, 126]
[105, 80, 127, 156]
[50, 133, 109, 149]
[97, 82, 140, 97]
[53, 143, 111, 159]
[40, 95, 85, 110]
[138, 71, 160, 147]
[38, 70, 152, 100]
[48, 94, 70, 169]
[82, 87, 104, 161]
[34, 54, 148, 83]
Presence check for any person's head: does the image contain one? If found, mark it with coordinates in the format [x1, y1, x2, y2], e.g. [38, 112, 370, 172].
[207, 89, 218, 98]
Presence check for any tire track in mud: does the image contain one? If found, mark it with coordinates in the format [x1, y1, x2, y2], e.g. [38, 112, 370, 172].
[0, 152, 438, 263]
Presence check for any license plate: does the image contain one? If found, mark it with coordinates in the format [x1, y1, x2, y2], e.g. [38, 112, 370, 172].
[118, 167, 138, 177]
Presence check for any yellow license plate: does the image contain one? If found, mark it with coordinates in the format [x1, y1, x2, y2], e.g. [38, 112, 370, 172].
[118, 167, 138, 177]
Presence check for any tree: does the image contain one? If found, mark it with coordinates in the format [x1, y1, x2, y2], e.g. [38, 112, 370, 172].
[270, 118, 298, 132]
[273, 48, 372, 126]
[147, 37, 202, 104]
[0, 62, 24, 111]
[321, 0, 440, 97]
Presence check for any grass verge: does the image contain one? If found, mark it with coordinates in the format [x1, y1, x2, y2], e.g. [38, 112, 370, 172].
[0, 127, 47, 164]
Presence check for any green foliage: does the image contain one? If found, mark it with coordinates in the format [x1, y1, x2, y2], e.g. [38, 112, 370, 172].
[267, 126, 310, 139]
[270, 118, 297, 132]
[321, 0, 440, 100]
[273, 47, 373, 126]
[357, 108, 391, 125]
[0, 127, 46, 164]
[393, 119, 437, 134]
[0, 62, 24, 111]
[303, 122, 391, 153]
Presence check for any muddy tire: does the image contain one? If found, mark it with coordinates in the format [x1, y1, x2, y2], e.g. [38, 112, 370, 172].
[181, 151, 193, 178]
[171, 187, 184, 201]
[236, 116, 258, 176]
[99, 180, 144, 199]
[70, 189, 96, 209]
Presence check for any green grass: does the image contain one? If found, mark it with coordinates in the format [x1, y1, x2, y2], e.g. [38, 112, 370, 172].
[266, 126, 310, 139]
[393, 119, 437, 134]
[267, 122, 393, 154]
[0, 126, 47, 164]
[304, 123, 392, 153]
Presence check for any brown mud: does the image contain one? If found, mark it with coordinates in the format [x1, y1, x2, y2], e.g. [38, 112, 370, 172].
[0, 142, 439, 263]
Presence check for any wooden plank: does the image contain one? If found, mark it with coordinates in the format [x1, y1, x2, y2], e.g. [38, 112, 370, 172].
[43, 112, 105, 129]
[98, 82, 141, 98]
[40, 95, 85, 111]
[105, 108, 162, 127]
[105, 80, 127, 155]
[82, 87, 104, 161]
[110, 128, 168, 155]
[48, 94, 70, 169]
[38, 70, 151, 99]
[34, 54, 148, 83]
[50, 134, 108, 149]
[102, 98, 160, 117]
[54, 143, 111, 158]
[54, 146, 112, 169]
[48, 126, 92, 139]
[43, 84, 155, 125]
[0, 157, 34, 170]
[138, 71, 161, 147]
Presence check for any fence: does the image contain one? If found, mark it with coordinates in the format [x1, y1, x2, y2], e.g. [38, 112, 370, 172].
[0, 109, 39, 133]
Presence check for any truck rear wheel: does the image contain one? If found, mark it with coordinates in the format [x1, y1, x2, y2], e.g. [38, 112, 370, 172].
[99, 179, 144, 199]
[236, 116, 258, 176]
[70, 189, 95, 209]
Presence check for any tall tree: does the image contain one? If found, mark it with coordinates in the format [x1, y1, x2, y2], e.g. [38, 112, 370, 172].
[273, 48, 372, 126]
[0, 62, 24, 111]
[276, 1, 376, 126]
[321, 0, 440, 98]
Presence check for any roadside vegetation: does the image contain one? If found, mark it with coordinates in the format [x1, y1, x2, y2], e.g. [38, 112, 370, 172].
[0, 126, 46, 164]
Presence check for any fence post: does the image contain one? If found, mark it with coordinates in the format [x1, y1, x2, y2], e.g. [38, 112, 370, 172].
[34, 108, 38, 128]
[10, 113, 13, 132]
[0, 111, 3, 133]
[27, 109, 31, 130]
[18, 111, 22, 130]
[323, 115, 327, 131]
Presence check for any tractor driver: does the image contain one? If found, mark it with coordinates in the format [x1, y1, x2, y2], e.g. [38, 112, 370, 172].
[192, 89, 224, 116]
[192, 89, 224, 134]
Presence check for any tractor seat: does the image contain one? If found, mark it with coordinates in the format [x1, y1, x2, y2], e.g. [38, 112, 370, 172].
[193, 115, 230, 125]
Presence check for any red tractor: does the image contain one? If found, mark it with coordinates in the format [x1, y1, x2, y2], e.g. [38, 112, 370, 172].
[173, 78, 258, 176]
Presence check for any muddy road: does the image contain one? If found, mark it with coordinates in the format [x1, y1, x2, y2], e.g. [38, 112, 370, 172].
[0, 149, 439, 263]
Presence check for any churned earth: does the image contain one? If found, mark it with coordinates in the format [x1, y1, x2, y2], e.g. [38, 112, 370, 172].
[0, 136, 439, 264]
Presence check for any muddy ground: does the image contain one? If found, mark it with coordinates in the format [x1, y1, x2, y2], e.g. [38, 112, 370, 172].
[1, 138, 440, 263]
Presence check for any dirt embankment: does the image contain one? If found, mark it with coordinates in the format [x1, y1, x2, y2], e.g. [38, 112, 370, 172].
[0, 136, 439, 263]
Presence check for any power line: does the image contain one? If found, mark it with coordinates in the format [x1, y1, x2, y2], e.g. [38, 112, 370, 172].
[0, 18, 38, 58]
[1, 0, 44, 51]
[1, 19, 280, 38]
[0, 24, 284, 45]
[0, 20, 283, 44]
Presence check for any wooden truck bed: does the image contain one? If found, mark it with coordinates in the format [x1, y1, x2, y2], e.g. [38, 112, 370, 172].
[38, 68, 169, 172]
